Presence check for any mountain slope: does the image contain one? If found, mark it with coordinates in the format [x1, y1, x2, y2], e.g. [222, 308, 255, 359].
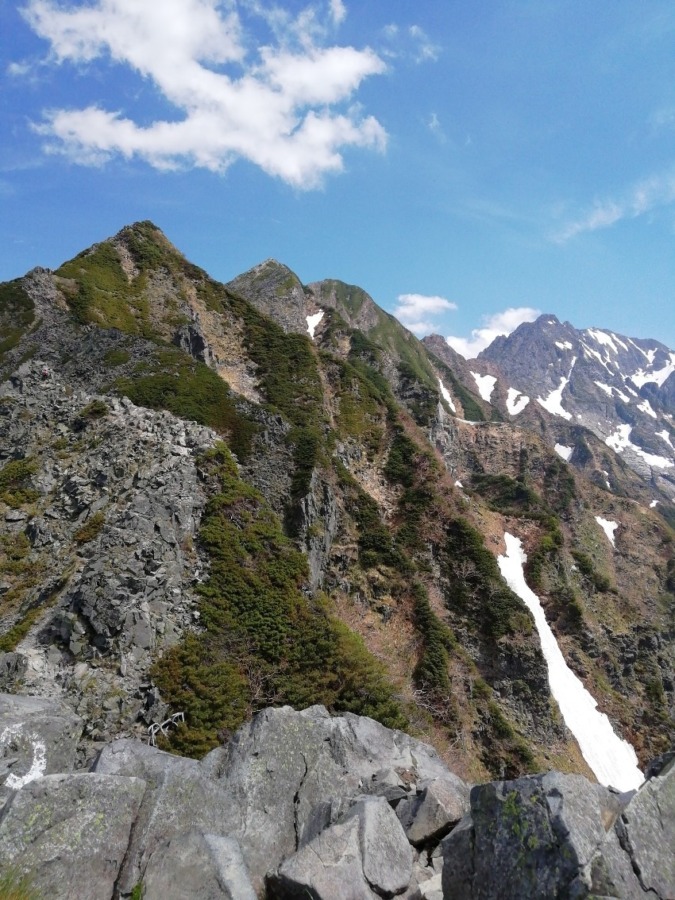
[0, 223, 672, 785]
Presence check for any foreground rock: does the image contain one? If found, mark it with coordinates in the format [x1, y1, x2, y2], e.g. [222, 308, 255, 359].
[0, 695, 673, 899]
[442, 763, 675, 899]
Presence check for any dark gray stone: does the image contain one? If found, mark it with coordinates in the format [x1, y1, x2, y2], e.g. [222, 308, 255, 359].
[442, 772, 625, 899]
[396, 777, 469, 846]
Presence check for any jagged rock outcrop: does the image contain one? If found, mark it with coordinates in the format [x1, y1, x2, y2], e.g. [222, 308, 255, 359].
[0, 358, 217, 748]
[0, 697, 673, 899]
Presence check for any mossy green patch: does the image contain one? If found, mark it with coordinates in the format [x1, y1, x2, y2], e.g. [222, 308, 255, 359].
[115, 347, 257, 461]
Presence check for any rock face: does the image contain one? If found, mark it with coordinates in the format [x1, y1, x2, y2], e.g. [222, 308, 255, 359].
[0, 695, 673, 900]
[0, 358, 216, 747]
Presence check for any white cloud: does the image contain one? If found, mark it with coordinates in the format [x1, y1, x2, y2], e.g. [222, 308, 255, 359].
[329, 0, 346, 26]
[394, 293, 457, 336]
[21, 0, 387, 188]
[555, 167, 675, 242]
[446, 306, 541, 358]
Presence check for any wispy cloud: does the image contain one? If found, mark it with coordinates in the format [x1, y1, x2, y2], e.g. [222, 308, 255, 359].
[446, 307, 540, 358]
[19, 0, 386, 189]
[554, 167, 675, 243]
[381, 23, 440, 63]
[427, 112, 446, 143]
[394, 293, 457, 336]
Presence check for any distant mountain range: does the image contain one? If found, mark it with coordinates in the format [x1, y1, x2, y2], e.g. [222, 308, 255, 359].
[0, 222, 672, 797]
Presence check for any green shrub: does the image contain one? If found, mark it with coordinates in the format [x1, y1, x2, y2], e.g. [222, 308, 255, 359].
[0, 457, 39, 507]
[103, 347, 131, 367]
[116, 349, 257, 461]
[152, 443, 406, 756]
[74, 510, 106, 544]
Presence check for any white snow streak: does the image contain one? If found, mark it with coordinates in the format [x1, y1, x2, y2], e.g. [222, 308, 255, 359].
[537, 369, 575, 420]
[306, 311, 324, 339]
[497, 533, 643, 791]
[470, 372, 497, 403]
[0, 724, 47, 790]
[554, 443, 573, 461]
[595, 516, 618, 547]
[594, 381, 613, 397]
[637, 399, 657, 419]
[656, 429, 673, 449]
[606, 424, 632, 453]
[586, 329, 619, 354]
[438, 379, 456, 413]
[555, 340, 573, 351]
[506, 387, 529, 415]
[537, 358, 576, 420]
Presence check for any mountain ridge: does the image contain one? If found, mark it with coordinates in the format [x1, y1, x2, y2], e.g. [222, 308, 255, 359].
[0, 222, 672, 791]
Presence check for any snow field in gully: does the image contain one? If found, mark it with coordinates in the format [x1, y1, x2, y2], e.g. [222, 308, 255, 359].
[497, 533, 643, 792]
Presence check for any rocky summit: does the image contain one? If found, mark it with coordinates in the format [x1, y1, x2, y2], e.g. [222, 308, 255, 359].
[0, 221, 673, 897]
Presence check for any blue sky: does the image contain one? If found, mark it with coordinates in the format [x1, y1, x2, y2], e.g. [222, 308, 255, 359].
[1, 0, 674, 354]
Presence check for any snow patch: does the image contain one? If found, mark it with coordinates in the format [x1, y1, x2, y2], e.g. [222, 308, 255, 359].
[471, 372, 497, 403]
[594, 381, 613, 397]
[506, 387, 530, 415]
[497, 533, 643, 792]
[656, 429, 673, 449]
[595, 516, 618, 547]
[554, 443, 573, 461]
[555, 341, 573, 351]
[637, 399, 657, 419]
[306, 311, 324, 339]
[650, 500, 658, 508]
[606, 424, 632, 453]
[537, 358, 576, 420]
[630, 352, 675, 388]
[581, 342, 614, 374]
[0, 724, 47, 790]
[605, 425, 673, 468]
[438, 379, 456, 413]
[537, 375, 573, 420]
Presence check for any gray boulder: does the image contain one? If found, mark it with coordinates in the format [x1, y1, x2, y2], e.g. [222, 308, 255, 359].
[442, 771, 629, 899]
[269, 796, 413, 899]
[0, 693, 82, 806]
[211, 704, 456, 892]
[0, 772, 145, 900]
[92, 738, 231, 894]
[143, 829, 256, 900]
